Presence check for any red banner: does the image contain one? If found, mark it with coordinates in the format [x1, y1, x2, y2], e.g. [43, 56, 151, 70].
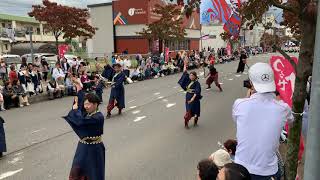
[58, 44, 69, 59]
[165, 47, 169, 62]
[270, 56, 304, 161]
[270, 56, 298, 107]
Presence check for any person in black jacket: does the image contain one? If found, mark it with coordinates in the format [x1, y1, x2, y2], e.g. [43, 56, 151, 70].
[0, 116, 6, 158]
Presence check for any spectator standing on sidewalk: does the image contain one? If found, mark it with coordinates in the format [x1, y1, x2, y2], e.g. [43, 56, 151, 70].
[9, 65, 18, 84]
[232, 63, 293, 180]
[0, 59, 7, 82]
[40, 57, 49, 82]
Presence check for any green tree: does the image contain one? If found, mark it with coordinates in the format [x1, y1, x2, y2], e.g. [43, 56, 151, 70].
[137, 4, 186, 53]
[29, 0, 96, 54]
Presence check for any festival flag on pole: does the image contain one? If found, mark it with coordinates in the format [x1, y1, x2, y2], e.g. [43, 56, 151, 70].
[200, 0, 231, 24]
[223, 13, 241, 37]
[58, 44, 69, 59]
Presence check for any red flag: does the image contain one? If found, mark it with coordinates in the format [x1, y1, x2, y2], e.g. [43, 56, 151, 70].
[58, 44, 69, 59]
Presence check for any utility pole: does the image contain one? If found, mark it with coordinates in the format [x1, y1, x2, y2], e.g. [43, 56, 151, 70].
[28, 27, 34, 64]
[304, 0, 320, 179]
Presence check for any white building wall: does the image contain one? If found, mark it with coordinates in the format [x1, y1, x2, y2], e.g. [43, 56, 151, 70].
[200, 24, 226, 50]
[87, 4, 114, 58]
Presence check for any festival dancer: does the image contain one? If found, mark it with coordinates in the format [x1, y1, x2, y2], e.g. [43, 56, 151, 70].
[63, 79, 105, 180]
[0, 116, 6, 158]
[106, 63, 126, 118]
[178, 62, 202, 129]
[206, 66, 223, 92]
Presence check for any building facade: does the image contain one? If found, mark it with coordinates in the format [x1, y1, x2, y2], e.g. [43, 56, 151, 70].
[0, 13, 64, 55]
[87, 0, 201, 57]
[201, 23, 226, 51]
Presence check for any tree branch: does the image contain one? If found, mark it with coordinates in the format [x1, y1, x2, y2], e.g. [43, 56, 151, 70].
[273, 45, 297, 73]
[270, 0, 299, 14]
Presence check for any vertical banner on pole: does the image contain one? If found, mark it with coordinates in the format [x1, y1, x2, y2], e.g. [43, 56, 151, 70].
[58, 44, 69, 59]
[165, 47, 169, 62]
[270, 56, 304, 161]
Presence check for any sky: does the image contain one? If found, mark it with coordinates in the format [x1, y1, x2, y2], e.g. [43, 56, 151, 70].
[0, 0, 281, 22]
[0, 0, 112, 16]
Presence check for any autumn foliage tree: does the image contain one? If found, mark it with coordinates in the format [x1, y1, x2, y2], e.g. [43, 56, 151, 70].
[28, 0, 96, 54]
[138, 4, 186, 53]
[183, 0, 317, 179]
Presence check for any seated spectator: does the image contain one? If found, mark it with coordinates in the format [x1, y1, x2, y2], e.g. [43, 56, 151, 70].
[168, 61, 178, 74]
[30, 65, 42, 94]
[9, 65, 18, 84]
[161, 63, 170, 76]
[2, 81, 19, 109]
[217, 163, 251, 180]
[65, 73, 76, 96]
[47, 78, 62, 100]
[152, 64, 162, 78]
[12, 80, 30, 107]
[0, 92, 5, 111]
[223, 139, 237, 161]
[209, 149, 232, 169]
[144, 65, 155, 79]
[130, 67, 144, 82]
[52, 62, 65, 93]
[80, 71, 92, 92]
[197, 159, 219, 180]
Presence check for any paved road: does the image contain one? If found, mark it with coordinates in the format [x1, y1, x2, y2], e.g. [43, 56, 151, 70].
[0, 54, 271, 180]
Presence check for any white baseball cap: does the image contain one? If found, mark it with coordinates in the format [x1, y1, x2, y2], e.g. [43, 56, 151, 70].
[249, 63, 276, 93]
[209, 149, 232, 167]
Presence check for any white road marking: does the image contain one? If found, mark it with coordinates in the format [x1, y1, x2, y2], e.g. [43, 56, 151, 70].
[8, 156, 24, 164]
[14, 152, 23, 156]
[0, 169, 23, 180]
[206, 88, 211, 91]
[157, 96, 164, 99]
[179, 89, 184, 92]
[130, 106, 137, 109]
[166, 103, 176, 108]
[243, 72, 248, 75]
[154, 92, 161, 95]
[132, 110, 141, 114]
[30, 128, 46, 134]
[133, 116, 147, 122]
[162, 99, 168, 102]
[173, 86, 179, 89]
[228, 78, 234, 81]
[128, 100, 135, 103]
[219, 82, 224, 85]
[235, 75, 241, 77]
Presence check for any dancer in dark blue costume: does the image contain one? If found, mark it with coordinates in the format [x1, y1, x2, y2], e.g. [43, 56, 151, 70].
[106, 63, 126, 118]
[0, 116, 6, 158]
[63, 79, 105, 180]
[178, 63, 202, 129]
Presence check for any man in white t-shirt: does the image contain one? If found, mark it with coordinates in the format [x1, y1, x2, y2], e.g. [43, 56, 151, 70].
[232, 63, 293, 180]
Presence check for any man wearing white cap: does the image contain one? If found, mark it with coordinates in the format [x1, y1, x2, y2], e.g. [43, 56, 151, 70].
[232, 63, 293, 180]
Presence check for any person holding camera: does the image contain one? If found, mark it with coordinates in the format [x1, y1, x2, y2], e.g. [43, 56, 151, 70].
[232, 63, 293, 180]
[12, 80, 30, 107]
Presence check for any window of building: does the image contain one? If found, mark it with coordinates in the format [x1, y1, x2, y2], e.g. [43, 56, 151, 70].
[4, 44, 8, 50]
[165, 40, 190, 51]
[36, 28, 41, 35]
[1, 23, 5, 28]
